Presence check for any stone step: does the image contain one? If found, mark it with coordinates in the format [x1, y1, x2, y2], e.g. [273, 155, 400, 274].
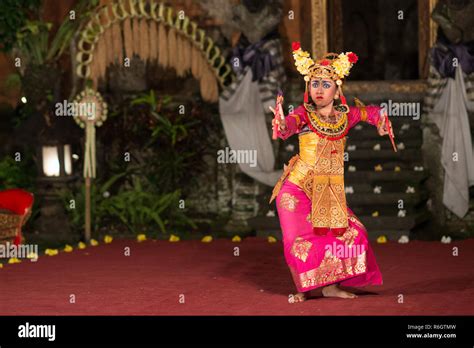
[354, 118, 422, 127]
[344, 149, 421, 161]
[365, 229, 411, 241]
[358, 211, 431, 231]
[350, 207, 427, 216]
[346, 191, 429, 206]
[344, 182, 424, 193]
[345, 170, 429, 182]
[249, 216, 422, 242]
[346, 138, 422, 149]
[348, 127, 421, 140]
[250, 210, 429, 232]
[344, 162, 424, 171]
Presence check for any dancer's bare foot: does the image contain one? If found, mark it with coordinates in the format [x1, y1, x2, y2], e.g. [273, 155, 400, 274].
[322, 284, 358, 299]
[289, 292, 306, 303]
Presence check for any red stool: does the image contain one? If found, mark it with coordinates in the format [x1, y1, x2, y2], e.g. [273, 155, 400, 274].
[0, 189, 34, 245]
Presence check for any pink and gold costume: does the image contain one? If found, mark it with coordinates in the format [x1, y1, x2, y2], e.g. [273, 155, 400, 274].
[269, 104, 383, 293]
[269, 42, 383, 293]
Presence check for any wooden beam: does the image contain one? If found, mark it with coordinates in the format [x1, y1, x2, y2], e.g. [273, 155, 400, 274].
[418, 0, 439, 79]
[311, 0, 328, 60]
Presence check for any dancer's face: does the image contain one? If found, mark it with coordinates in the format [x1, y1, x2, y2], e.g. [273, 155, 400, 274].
[309, 78, 337, 107]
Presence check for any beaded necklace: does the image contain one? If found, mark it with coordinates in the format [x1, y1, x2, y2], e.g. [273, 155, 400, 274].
[304, 108, 349, 140]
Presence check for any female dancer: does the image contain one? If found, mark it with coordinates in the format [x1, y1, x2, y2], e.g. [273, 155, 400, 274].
[269, 42, 392, 302]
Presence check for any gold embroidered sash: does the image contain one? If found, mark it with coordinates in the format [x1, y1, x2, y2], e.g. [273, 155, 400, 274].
[308, 137, 348, 230]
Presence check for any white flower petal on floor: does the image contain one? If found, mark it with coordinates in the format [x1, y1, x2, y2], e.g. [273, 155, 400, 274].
[398, 235, 409, 244]
[441, 236, 452, 244]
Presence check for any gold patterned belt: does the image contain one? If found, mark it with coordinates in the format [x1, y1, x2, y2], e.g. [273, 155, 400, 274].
[287, 158, 313, 189]
[289, 159, 344, 190]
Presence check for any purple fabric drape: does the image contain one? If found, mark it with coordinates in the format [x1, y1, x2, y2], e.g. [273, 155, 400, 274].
[231, 31, 278, 81]
[431, 39, 474, 78]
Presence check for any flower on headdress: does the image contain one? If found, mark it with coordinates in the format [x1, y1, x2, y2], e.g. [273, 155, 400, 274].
[347, 52, 358, 63]
[320, 59, 330, 66]
[332, 53, 352, 78]
[292, 42, 314, 77]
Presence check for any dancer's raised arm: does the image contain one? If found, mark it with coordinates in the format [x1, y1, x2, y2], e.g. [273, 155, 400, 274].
[270, 104, 307, 140]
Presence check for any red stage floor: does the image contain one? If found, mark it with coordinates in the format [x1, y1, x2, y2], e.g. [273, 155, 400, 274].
[0, 237, 473, 315]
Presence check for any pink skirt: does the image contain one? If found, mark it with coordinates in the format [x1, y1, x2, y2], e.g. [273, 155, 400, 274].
[276, 180, 383, 293]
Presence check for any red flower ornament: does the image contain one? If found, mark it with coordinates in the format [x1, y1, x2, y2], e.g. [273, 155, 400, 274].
[292, 41, 301, 51]
[347, 52, 358, 63]
[320, 59, 330, 66]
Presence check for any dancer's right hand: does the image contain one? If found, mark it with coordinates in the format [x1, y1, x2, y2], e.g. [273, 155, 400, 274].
[269, 104, 286, 131]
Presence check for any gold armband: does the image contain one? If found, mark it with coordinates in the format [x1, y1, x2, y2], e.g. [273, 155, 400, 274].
[360, 106, 368, 122]
[354, 97, 368, 122]
[289, 114, 301, 126]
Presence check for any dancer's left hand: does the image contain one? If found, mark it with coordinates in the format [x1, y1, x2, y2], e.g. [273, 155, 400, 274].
[377, 111, 392, 137]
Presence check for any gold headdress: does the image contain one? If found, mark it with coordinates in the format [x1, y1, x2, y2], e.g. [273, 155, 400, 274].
[291, 41, 358, 106]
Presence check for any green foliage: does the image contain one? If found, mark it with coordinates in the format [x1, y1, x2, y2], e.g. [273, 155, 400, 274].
[130, 89, 171, 111]
[61, 169, 196, 236]
[0, 154, 37, 191]
[150, 113, 199, 146]
[46, 0, 100, 61]
[0, 0, 41, 53]
[60, 170, 129, 233]
[2, 0, 99, 66]
[103, 176, 196, 234]
[17, 0, 99, 64]
[129, 91, 203, 193]
[61, 90, 208, 237]
[15, 20, 51, 65]
[4, 73, 21, 89]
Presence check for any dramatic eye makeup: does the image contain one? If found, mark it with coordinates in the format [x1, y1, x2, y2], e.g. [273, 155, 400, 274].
[322, 81, 332, 89]
[311, 80, 332, 89]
